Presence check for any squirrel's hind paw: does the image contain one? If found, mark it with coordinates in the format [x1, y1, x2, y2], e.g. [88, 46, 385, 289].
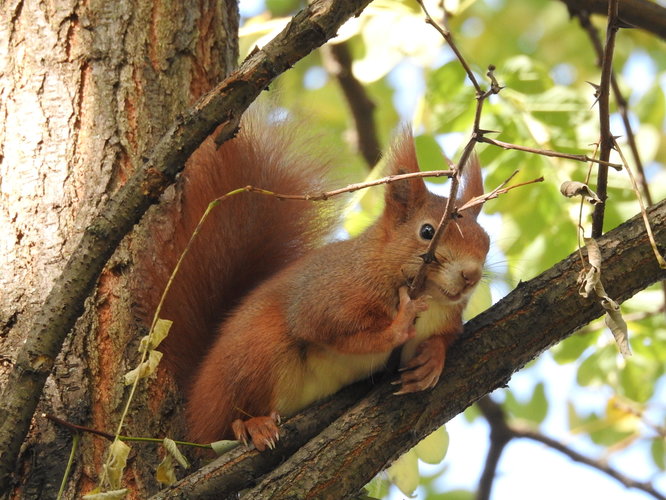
[231, 411, 281, 451]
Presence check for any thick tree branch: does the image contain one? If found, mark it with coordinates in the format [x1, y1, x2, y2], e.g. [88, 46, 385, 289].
[559, 0, 666, 39]
[153, 198, 666, 498]
[0, 0, 375, 491]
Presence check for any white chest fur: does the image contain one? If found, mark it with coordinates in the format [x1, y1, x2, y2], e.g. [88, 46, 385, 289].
[275, 296, 456, 416]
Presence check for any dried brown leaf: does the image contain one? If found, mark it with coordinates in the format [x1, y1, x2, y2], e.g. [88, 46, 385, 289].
[560, 181, 603, 204]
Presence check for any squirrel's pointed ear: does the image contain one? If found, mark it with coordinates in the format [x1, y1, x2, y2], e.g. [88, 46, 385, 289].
[456, 153, 484, 219]
[384, 130, 427, 223]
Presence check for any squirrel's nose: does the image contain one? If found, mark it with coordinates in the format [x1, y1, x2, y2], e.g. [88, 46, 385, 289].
[461, 265, 481, 287]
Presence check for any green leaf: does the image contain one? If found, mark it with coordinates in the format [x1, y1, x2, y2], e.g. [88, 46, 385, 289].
[362, 476, 390, 500]
[576, 347, 617, 387]
[499, 55, 553, 94]
[414, 426, 449, 465]
[387, 449, 419, 496]
[619, 357, 656, 403]
[651, 438, 666, 470]
[415, 133, 450, 179]
[551, 331, 597, 364]
[503, 382, 548, 424]
[210, 439, 240, 455]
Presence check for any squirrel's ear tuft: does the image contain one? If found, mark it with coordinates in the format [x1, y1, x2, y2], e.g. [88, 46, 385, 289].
[456, 153, 484, 219]
[384, 129, 427, 222]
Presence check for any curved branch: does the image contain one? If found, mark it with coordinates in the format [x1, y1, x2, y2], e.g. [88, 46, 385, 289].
[152, 198, 666, 498]
[559, 0, 666, 39]
[475, 398, 665, 500]
[0, 0, 375, 491]
[515, 429, 666, 500]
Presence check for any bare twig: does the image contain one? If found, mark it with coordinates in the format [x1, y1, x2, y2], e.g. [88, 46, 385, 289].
[457, 173, 544, 213]
[612, 139, 666, 268]
[477, 136, 622, 170]
[591, 0, 620, 237]
[410, 1, 504, 295]
[245, 168, 455, 201]
[416, 0, 482, 92]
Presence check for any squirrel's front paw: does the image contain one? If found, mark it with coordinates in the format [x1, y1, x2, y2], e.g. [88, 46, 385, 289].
[231, 411, 281, 451]
[392, 286, 430, 345]
[393, 336, 446, 395]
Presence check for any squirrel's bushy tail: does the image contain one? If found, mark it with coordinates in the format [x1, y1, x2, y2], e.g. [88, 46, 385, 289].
[133, 111, 336, 387]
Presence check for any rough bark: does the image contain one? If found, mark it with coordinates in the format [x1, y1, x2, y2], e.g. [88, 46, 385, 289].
[0, 0, 238, 496]
[153, 199, 666, 499]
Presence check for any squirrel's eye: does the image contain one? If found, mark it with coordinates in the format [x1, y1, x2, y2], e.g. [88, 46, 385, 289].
[419, 223, 435, 240]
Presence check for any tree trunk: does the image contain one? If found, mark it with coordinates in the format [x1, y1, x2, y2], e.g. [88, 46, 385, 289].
[0, 1, 238, 497]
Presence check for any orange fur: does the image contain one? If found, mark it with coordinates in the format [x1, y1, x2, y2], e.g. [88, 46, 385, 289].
[137, 116, 489, 448]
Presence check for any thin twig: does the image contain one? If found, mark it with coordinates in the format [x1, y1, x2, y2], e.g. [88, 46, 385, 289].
[253, 169, 454, 200]
[477, 136, 622, 170]
[416, 0, 482, 92]
[45, 413, 211, 449]
[612, 138, 666, 268]
[591, 0, 620, 237]
[457, 173, 544, 213]
[410, 1, 504, 295]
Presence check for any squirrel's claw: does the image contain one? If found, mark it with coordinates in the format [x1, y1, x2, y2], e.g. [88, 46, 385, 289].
[393, 336, 447, 395]
[231, 413, 281, 452]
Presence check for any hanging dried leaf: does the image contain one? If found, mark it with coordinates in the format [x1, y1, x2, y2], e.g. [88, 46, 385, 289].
[163, 437, 190, 469]
[139, 318, 173, 352]
[560, 181, 603, 204]
[604, 307, 631, 358]
[104, 439, 131, 490]
[123, 350, 163, 385]
[578, 265, 600, 298]
[579, 238, 631, 357]
[156, 455, 177, 486]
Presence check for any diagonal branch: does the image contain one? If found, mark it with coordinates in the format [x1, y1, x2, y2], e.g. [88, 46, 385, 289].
[152, 198, 666, 498]
[0, 0, 376, 490]
[559, 0, 666, 39]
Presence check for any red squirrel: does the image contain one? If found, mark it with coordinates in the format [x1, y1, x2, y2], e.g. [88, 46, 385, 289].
[136, 111, 489, 451]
